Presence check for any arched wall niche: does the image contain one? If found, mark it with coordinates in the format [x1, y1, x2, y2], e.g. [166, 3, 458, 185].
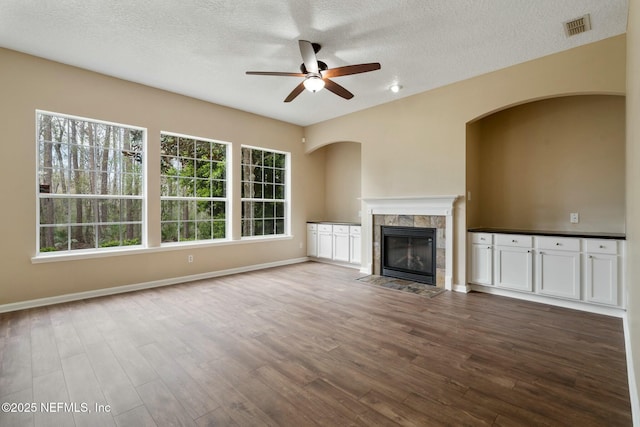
[308, 140, 363, 223]
[466, 93, 626, 233]
[465, 90, 626, 125]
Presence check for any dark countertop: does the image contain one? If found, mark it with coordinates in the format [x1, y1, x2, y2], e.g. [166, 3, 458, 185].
[307, 221, 361, 226]
[468, 228, 625, 240]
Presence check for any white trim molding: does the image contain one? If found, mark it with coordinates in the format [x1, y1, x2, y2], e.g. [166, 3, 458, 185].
[361, 196, 459, 291]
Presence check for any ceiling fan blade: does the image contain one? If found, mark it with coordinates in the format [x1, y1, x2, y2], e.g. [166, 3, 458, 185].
[324, 79, 354, 100]
[284, 82, 306, 103]
[246, 71, 306, 77]
[299, 40, 319, 74]
[322, 63, 381, 78]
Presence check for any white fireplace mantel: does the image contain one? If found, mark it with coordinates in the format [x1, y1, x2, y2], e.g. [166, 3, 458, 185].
[360, 196, 459, 291]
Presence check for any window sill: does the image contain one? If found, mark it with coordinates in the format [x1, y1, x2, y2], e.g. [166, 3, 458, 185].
[31, 234, 293, 264]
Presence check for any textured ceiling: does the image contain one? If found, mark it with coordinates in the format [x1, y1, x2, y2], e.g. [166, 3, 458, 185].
[0, 1, 629, 126]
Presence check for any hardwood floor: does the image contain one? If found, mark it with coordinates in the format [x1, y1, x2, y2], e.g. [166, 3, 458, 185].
[0, 262, 632, 426]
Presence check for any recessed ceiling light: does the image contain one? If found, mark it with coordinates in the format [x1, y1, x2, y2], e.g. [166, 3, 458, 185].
[389, 84, 402, 93]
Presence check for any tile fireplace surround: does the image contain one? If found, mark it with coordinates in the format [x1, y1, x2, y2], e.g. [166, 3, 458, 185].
[361, 196, 458, 291]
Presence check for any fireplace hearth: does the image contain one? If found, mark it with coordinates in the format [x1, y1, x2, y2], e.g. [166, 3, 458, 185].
[381, 226, 436, 285]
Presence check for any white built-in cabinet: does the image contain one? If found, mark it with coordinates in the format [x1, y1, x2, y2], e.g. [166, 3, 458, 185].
[584, 239, 619, 306]
[469, 233, 493, 285]
[468, 232, 624, 309]
[306, 223, 318, 257]
[317, 224, 333, 259]
[307, 223, 361, 267]
[332, 225, 350, 262]
[493, 234, 533, 292]
[349, 226, 362, 265]
[536, 236, 581, 300]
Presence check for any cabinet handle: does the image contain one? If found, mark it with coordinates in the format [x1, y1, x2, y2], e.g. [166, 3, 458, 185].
[487, 246, 492, 249]
[512, 239, 517, 243]
[527, 250, 532, 253]
[589, 255, 593, 259]
[555, 242, 561, 246]
[599, 245, 605, 249]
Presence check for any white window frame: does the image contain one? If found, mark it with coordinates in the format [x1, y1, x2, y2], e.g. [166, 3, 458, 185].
[240, 145, 291, 239]
[35, 110, 147, 256]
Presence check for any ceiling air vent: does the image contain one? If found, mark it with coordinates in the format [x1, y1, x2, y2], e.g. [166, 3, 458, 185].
[564, 14, 591, 37]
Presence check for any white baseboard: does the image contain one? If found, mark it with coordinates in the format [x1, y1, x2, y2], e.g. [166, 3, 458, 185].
[0, 257, 309, 313]
[469, 284, 626, 318]
[452, 283, 471, 293]
[623, 314, 640, 426]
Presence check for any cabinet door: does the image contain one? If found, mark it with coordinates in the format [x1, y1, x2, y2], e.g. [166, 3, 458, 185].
[470, 243, 493, 285]
[537, 250, 580, 300]
[306, 226, 318, 257]
[350, 234, 361, 264]
[585, 253, 618, 306]
[494, 246, 533, 291]
[317, 232, 333, 259]
[333, 232, 350, 262]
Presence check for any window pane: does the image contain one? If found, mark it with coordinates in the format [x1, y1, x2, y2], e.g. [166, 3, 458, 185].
[180, 221, 196, 241]
[179, 200, 196, 221]
[197, 221, 212, 240]
[97, 199, 119, 223]
[161, 200, 178, 221]
[39, 226, 68, 252]
[161, 134, 178, 156]
[195, 140, 210, 159]
[213, 202, 225, 218]
[70, 225, 96, 250]
[98, 224, 122, 247]
[265, 184, 275, 199]
[275, 184, 285, 200]
[161, 175, 179, 197]
[213, 220, 225, 239]
[274, 153, 286, 168]
[161, 222, 178, 243]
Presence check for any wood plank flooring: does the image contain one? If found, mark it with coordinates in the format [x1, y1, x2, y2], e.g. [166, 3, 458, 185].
[0, 262, 632, 426]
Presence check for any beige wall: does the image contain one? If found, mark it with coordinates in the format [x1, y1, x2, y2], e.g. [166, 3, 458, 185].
[626, 0, 640, 416]
[0, 48, 327, 306]
[323, 142, 362, 223]
[304, 35, 626, 286]
[469, 95, 625, 233]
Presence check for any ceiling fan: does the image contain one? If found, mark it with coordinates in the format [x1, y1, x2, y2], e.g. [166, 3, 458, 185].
[246, 40, 381, 102]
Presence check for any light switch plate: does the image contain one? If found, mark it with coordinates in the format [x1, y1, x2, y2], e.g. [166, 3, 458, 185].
[570, 212, 579, 223]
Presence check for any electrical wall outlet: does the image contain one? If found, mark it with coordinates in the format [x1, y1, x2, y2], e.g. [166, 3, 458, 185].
[188, 255, 194, 263]
[570, 213, 579, 224]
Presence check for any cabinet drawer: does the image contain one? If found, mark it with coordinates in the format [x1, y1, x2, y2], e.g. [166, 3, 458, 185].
[350, 226, 361, 235]
[318, 224, 333, 233]
[536, 236, 580, 252]
[495, 234, 532, 248]
[307, 223, 317, 232]
[471, 233, 492, 244]
[333, 225, 350, 234]
[585, 239, 618, 255]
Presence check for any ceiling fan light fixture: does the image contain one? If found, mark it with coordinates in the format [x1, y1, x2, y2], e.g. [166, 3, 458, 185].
[389, 83, 402, 93]
[303, 75, 325, 92]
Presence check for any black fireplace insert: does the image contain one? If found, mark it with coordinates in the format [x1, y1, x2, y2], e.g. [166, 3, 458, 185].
[381, 226, 436, 285]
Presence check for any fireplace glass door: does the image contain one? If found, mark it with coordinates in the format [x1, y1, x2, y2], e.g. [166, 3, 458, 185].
[381, 226, 436, 284]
